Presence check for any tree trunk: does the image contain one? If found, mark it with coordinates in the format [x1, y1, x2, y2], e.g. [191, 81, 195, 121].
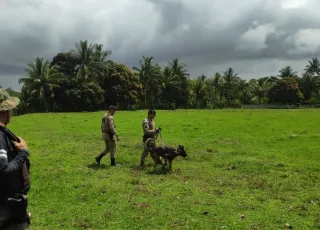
[144, 87, 147, 109]
[227, 84, 230, 107]
[42, 97, 48, 112]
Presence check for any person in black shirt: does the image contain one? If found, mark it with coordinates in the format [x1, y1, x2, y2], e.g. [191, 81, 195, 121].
[0, 89, 31, 230]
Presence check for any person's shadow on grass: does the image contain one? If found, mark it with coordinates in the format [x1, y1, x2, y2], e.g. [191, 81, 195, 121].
[87, 163, 107, 170]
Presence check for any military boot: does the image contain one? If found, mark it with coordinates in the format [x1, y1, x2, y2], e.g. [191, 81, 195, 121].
[111, 158, 116, 166]
[140, 161, 146, 169]
[95, 153, 104, 165]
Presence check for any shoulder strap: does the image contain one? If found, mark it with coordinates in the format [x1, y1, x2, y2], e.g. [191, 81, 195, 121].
[0, 126, 20, 143]
[0, 128, 13, 156]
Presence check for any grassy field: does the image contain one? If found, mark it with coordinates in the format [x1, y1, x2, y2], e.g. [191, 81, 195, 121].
[8, 109, 320, 229]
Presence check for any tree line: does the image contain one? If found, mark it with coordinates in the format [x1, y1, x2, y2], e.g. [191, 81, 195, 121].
[3, 40, 320, 114]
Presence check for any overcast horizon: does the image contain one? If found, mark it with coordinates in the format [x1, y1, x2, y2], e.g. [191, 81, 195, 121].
[1, 0, 320, 91]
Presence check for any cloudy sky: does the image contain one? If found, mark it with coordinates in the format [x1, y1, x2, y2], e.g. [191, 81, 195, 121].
[1, 0, 320, 91]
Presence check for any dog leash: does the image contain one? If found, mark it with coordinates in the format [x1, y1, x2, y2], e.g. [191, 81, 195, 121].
[158, 130, 164, 147]
[154, 129, 164, 147]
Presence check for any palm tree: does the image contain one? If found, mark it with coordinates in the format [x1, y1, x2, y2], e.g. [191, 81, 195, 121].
[167, 58, 190, 106]
[204, 83, 216, 109]
[205, 73, 223, 107]
[92, 44, 113, 84]
[133, 56, 161, 107]
[168, 58, 189, 78]
[237, 79, 248, 92]
[298, 73, 320, 102]
[278, 66, 297, 79]
[305, 57, 320, 76]
[191, 75, 207, 108]
[239, 89, 254, 105]
[158, 66, 181, 107]
[265, 76, 279, 84]
[19, 57, 63, 112]
[249, 78, 272, 104]
[206, 72, 222, 100]
[70, 40, 111, 81]
[222, 68, 239, 106]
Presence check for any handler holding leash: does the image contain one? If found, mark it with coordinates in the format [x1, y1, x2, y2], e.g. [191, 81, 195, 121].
[95, 105, 120, 166]
[140, 109, 161, 169]
[0, 89, 31, 230]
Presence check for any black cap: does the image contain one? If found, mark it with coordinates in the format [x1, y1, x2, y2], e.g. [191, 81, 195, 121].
[148, 109, 156, 115]
[109, 105, 117, 111]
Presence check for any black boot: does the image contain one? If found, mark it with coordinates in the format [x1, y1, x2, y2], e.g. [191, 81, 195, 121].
[111, 158, 116, 166]
[140, 161, 145, 169]
[95, 153, 104, 165]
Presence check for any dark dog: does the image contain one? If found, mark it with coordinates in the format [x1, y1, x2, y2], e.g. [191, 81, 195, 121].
[148, 144, 187, 172]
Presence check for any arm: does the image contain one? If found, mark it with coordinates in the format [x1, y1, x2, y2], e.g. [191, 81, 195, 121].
[0, 134, 29, 175]
[143, 120, 156, 136]
[107, 116, 118, 137]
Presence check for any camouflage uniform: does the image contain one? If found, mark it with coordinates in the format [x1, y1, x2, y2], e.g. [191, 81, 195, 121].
[95, 111, 118, 166]
[140, 117, 158, 167]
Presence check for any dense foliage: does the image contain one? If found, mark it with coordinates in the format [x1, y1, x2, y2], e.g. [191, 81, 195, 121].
[4, 40, 320, 113]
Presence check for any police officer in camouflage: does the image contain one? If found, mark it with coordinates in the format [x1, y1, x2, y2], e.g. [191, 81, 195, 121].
[0, 89, 31, 230]
[95, 105, 120, 166]
[140, 109, 161, 168]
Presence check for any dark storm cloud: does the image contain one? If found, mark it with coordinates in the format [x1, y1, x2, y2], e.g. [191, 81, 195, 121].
[140, 0, 320, 65]
[0, 64, 24, 76]
[0, 0, 320, 90]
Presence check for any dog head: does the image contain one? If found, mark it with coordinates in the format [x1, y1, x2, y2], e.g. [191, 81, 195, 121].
[177, 145, 187, 157]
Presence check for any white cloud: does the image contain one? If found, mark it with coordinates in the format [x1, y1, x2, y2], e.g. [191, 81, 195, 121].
[286, 29, 320, 55]
[237, 23, 277, 52]
[281, 0, 309, 9]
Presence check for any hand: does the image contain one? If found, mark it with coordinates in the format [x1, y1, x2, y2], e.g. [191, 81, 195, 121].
[156, 127, 161, 134]
[116, 136, 120, 141]
[12, 136, 28, 151]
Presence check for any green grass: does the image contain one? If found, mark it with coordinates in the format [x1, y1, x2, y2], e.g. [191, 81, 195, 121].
[8, 109, 320, 229]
